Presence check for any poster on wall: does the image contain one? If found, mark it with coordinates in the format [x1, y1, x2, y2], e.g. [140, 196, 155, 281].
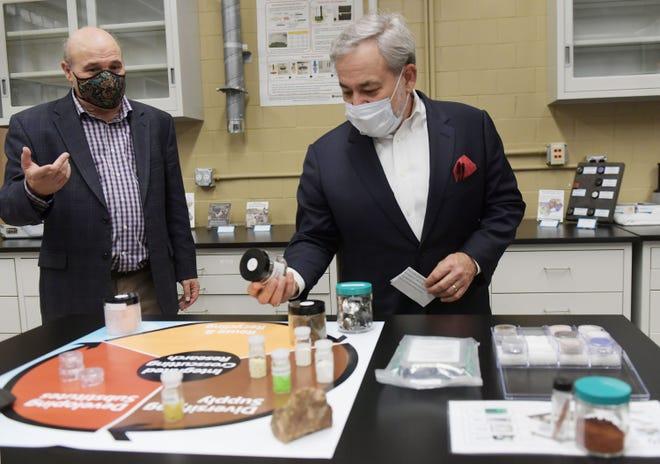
[256, 0, 363, 106]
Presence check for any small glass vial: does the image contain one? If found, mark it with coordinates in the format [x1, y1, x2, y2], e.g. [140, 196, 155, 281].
[248, 334, 267, 379]
[336, 282, 373, 333]
[294, 326, 312, 367]
[315, 339, 334, 384]
[58, 350, 84, 383]
[551, 377, 573, 442]
[239, 248, 287, 283]
[161, 370, 185, 423]
[575, 376, 631, 458]
[80, 367, 105, 388]
[271, 348, 292, 394]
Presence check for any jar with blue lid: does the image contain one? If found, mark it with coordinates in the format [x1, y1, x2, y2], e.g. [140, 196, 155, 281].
[574, 376, 631, 457]
[336, 282, 373, 333]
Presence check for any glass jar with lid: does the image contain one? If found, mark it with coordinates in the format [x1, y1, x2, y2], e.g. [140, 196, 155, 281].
[288, 299, 326, 344]
[574, 376, 631, 457]
[336, 282, 373, 333]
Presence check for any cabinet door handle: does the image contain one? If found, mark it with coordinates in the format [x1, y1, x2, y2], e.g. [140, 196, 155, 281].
[564, 45, 571, 66]
[1, 79, 6, 96]
[170, 67, 175, 85]
[183, 309, 209, 314]
[543, 308, 571, 314]
[543, 267, 571, 272]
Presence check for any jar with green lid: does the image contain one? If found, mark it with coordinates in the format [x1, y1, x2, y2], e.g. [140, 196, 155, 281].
[336, 282, 373, 333]
[574, 376, 631, 457]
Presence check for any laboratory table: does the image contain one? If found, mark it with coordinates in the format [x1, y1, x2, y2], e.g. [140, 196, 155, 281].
[1, 313, 659, 464]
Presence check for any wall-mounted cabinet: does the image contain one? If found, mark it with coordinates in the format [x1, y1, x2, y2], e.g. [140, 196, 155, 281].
[548, 0, 660, 102]
[0, 0, 202, 125]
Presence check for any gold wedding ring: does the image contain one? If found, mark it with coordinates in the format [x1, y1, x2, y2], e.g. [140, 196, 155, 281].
[451, 284, 458, 293]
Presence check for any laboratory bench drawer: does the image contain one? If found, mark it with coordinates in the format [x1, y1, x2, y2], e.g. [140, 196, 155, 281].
[179, 294, 333, 316]
[196, 273, 330, 295]
[0, 259, 17, 296]
[0, 297, 21, 332]
[652, 247, 660, 269]
[491, 292, 623, 316]
[491, 250, 624, 293]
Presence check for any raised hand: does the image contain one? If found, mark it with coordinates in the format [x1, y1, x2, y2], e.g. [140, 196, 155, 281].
[21, 146, 71, 197]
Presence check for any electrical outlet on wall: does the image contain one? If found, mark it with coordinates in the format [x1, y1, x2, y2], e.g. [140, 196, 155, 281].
[194, 168, 215, 187]
[546, 143, 567, 166]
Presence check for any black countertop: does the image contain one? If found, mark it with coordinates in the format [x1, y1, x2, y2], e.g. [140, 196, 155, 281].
[1, 314, 659, 464]
[0, 221, 645, 253]
[618, 225, 660, 241]
[512, 219, 638, 244]
[0, 225, 297, 253]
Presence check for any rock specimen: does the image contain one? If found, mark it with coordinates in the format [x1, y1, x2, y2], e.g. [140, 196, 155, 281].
[271, 387, 332, 443]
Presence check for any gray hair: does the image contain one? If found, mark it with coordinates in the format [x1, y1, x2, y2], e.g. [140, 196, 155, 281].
[329, 13, 416, 73]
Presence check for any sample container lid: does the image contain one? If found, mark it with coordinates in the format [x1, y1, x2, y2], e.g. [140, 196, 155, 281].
[336, 281, 372, 296]
[574, 376, 631, 405]
[288, 299, 325, 316]
[240, 248, 271, 282]
[105, 292, 139, 305]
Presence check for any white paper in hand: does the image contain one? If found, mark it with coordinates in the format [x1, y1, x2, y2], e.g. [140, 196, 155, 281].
[390, 267, 435, 307]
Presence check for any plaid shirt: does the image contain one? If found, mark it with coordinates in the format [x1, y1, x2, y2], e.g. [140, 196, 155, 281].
[72, 92, 148, 272]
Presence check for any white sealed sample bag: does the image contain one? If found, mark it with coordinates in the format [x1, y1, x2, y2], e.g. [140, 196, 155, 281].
[375, 335, 483, 389]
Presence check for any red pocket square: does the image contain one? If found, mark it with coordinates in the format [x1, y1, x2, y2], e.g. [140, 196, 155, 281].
[452, 155, 477, 182]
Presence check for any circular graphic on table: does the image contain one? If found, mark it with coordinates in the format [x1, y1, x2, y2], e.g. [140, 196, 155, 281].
[2, 322, 357, 438]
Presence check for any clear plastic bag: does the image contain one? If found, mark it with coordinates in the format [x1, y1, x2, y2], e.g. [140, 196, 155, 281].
[375, 335, 483, 389]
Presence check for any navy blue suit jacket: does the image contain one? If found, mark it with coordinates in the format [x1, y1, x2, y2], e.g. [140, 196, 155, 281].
[284, 92, 525, 317]
[0, 94, 196, 321]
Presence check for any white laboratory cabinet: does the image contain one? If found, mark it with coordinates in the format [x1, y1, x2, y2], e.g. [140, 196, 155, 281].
[548, 0, 660, 102]
[0, 249, 338, 340]
[491, 243, 633, 318]
[0, 0, 202, 124]
[632, 241, 660, 346]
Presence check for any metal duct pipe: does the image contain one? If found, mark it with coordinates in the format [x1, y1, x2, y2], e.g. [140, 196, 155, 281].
[218, 0, 247, 134]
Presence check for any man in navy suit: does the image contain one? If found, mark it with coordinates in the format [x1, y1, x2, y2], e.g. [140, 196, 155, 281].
[0, 27, 199, 321]
[248, 13, 524, 317]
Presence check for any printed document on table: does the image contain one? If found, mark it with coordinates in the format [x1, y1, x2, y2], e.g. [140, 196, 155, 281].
[449, 400, 660, 457]
[390, 267, 435, 307]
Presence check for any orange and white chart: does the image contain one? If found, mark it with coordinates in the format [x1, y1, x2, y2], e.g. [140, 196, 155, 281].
[0, 321, 383, 459]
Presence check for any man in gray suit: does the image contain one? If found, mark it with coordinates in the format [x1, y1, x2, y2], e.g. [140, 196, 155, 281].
[0, 27, 199, 321]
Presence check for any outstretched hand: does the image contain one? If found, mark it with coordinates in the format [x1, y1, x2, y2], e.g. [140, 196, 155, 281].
[21, 146, 71, 197]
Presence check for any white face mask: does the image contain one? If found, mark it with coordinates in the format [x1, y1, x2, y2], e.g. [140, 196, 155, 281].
[344, 68, 410, 138]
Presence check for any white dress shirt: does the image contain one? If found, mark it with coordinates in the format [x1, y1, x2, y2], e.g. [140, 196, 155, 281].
[289, 90, 477, 297]
[373, 90, 429, 241]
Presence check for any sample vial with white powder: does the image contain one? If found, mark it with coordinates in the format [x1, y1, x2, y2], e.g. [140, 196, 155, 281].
[315, 339, 334, 384]
[248, 334, 267, 378]
[294, 326, 312, 367]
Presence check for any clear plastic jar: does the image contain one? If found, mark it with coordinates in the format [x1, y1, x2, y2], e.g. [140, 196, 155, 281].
[314, 339, 334, 384]
[104, 293, 142, 336]
[239, 248, 287, 283]
[574, 376, 631, 457]
[336, 282, 373, 333]
[288, 300, 326, 345]
[248, 334, 267, 379]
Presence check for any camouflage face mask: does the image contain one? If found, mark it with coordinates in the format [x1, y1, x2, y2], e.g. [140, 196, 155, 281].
[74, 69, 126, 110]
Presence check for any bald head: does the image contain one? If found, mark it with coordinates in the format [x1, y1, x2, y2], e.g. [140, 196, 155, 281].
[61, 27, 124, 93]
[63, 27, 121, 64]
